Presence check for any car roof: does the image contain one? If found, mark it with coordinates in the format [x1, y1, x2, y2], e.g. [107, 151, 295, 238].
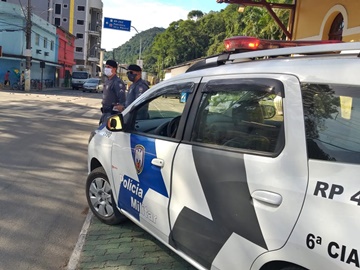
[125, 42, 360, 114]
[164, 42, 360, 86]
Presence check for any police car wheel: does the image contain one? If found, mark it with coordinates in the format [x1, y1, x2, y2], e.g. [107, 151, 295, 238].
[86, 167, 127, 225]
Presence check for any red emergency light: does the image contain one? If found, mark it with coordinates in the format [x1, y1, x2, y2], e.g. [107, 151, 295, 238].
[224, 36, 342, 52]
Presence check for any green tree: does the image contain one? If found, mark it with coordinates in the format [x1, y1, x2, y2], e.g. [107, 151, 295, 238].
[104, 27, 165, 65]
[188, 10, 204, 21]
[120, 1, 295, 77]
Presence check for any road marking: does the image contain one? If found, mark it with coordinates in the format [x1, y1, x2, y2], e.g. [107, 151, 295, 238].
[82, 108, 100, 117]
[67, 211, 93, 270]
[58, 107, 78, 114]
[3, 102, 99, 118]
[36, 105, 59, 112]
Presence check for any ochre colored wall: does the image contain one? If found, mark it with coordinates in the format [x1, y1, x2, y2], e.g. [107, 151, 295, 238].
[293, 0, 360, 41]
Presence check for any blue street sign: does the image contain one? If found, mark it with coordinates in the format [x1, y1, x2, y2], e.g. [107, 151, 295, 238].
[103, 17, 131, 31]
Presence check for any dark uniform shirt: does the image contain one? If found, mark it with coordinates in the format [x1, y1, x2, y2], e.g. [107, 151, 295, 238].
[125, 78, 149, 108]
[102, 75, 126, 112]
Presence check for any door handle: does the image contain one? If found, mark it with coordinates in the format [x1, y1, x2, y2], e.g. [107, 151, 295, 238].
[251, 190, 282, 206]
[151, 158, 164, 168]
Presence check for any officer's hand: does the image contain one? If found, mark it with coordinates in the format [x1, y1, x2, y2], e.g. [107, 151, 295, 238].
[114, 104, 125, 112]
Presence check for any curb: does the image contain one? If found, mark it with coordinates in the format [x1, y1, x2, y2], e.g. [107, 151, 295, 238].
[67, 211, 93, 270]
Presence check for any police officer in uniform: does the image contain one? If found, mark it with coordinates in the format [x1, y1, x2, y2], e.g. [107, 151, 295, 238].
[125, 64, 149, 108]
[100, 59, 126, 125]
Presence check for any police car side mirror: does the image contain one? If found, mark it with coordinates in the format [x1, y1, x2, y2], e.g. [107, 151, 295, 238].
[262, 105, 277, 119]
[106, 115, 123, 131]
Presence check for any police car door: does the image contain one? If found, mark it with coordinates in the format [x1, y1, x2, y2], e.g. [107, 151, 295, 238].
[276, 82, 360, 270]
[110, 79, 200, 243]
[168, 75, 308, 269]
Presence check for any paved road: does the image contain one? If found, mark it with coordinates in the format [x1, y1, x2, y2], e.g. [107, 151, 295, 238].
[0, 88, 197, 270]
[0, 89, 99, 269]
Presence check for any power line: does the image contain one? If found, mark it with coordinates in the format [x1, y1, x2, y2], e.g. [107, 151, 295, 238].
[0, 19, 77, 55]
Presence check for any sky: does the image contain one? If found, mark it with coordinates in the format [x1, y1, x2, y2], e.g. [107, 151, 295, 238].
[101, 0, 226, 51]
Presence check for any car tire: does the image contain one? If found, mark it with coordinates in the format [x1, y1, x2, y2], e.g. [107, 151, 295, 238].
[86, 167, 127, 225]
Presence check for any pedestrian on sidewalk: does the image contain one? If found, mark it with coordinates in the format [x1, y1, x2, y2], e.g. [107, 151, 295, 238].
[99, 59, 126, 125]
[4, 70, 10, 86]
[20, 71, 25, 90]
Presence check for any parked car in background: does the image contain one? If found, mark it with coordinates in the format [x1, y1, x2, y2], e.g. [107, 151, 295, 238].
[72, 71, 91, 90]
[82, 78, 103, 93]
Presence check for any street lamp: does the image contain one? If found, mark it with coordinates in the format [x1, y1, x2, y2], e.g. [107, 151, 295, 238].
[131, 26, 142, 61]
[86, 42, 100, 76]
[89, 42, 100, 56]
[39, 7, 53, 21]
[112, 47, 118, 62]
[40, 7, 53, 14]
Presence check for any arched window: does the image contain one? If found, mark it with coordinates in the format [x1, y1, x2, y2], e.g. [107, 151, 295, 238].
[328, 13, 344, 40]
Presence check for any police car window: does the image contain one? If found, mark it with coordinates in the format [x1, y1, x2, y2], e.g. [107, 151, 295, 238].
[145, 82, 194, 100]
[302, 83, 360, 164]
[191, 79, 284, 153]
[131, 84, 191, 138]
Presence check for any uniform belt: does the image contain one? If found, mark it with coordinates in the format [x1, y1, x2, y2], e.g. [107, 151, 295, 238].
[101, 106, 113, 113]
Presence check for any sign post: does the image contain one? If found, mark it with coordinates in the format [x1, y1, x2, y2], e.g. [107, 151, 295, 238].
[103, 17, 144, 71]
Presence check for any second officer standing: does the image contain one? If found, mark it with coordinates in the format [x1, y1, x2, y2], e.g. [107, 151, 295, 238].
[125, 64, 149, 108]
[100, 59, 126, 125]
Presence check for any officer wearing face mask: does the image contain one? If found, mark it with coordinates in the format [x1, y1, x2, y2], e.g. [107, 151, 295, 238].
[99, 59, 126, 125]
[125, 64, 149, 108]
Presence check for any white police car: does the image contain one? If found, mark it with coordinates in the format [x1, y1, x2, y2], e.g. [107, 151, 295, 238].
[86, 37, 360, 270]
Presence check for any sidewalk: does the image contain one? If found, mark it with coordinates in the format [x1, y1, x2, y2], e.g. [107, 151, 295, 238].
[69, 212, 196, 270]
[0, 85, 72, 91]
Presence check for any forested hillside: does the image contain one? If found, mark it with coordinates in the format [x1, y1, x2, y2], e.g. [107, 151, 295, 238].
[105, 0, 292, 80]
[104, 27, 165, 66]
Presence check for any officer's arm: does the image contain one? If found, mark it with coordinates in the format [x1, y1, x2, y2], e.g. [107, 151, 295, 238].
[135, 82, 149, 99]
[114, 80, 126, 106]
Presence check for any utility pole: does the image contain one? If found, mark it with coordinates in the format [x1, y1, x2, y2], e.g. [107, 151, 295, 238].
[25, 0, 32, 91]
[131, 26, 142, 68]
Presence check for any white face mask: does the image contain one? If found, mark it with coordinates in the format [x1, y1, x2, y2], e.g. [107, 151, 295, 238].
[104, 67, 113, 77]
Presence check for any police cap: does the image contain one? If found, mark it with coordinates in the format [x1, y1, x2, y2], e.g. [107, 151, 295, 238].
[106, 60, 117, 69]
[127, 64, 142, 72]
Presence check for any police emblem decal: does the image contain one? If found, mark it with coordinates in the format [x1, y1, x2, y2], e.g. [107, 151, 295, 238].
[134, 145, 145, 174]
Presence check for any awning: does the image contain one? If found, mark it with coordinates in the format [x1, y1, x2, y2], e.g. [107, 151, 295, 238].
[32, 59, 62, 68]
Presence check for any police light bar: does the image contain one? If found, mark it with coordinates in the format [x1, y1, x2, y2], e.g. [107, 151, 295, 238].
[224, 36, 342, 52]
